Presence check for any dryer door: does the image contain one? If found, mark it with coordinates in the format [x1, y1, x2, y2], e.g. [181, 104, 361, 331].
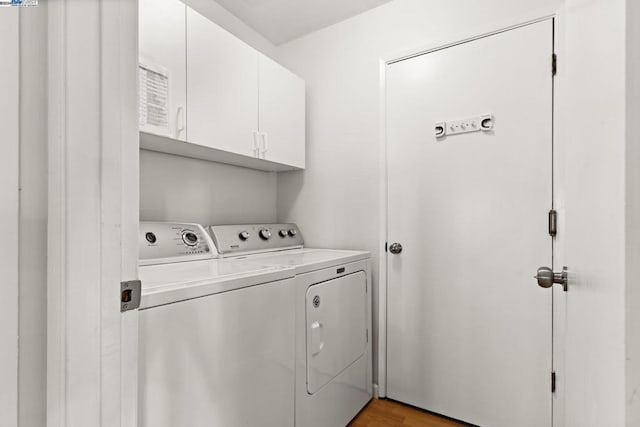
[306, 271, 367, 394]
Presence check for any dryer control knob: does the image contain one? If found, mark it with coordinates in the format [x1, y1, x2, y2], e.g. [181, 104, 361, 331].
[259, 229, 272, 240]
[239, 231, 250, 241]
[279, 229, 288, 238]
[288, 229, 297, 237]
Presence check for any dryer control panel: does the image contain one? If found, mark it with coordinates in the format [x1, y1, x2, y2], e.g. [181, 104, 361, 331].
[209, 223, 304, 256]
[139, 222, 216, 266]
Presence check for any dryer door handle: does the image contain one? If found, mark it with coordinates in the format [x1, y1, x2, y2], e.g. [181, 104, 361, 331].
[310, 321, 324, 357]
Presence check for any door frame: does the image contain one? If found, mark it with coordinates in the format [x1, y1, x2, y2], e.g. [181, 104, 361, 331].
[47, 1, 139, 426]
[376, 13, 566, 426]
[0, 9, 20, 427]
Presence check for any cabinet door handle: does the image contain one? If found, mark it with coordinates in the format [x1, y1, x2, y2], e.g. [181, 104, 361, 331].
[175, 106, 185, 139]
[261, 132, 268, 159]
[252, 131, 260, 157]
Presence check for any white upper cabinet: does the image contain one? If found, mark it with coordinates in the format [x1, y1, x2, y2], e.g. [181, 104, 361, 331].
[186, 8, 259, 158]
[139, 3, 305, 171]
[138, 0, 187, 141]
[258, 54, 306, 169]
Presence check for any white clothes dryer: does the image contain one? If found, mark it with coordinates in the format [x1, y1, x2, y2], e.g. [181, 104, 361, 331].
[208, 224, 372, 427]
[137, 222, 297, 427]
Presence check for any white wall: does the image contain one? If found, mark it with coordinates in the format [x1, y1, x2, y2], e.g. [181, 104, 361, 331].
[182, 0, 276, 59]
[140, 150, 277, 225]
[0, 6, 51, 427]
[559, 0, 629, 425]
[275, 0, 561, 389]
[0, 6, 49, 427]
[0, 9, 20, 427]
[18, 5, 48, 427]
[140, 0, 279, 225]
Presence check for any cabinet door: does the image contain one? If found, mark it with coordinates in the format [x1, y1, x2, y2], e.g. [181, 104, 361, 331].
[187, 8, 259, 157]
[258, 54, 306, 168]
[139, 0, 186, 141]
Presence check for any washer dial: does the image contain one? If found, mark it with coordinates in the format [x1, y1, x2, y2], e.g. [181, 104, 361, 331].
[182, 230, 199, 247]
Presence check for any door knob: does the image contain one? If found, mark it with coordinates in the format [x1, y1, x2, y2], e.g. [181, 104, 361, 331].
[535, 266, 568, 292]
[389, 243, 403, 254]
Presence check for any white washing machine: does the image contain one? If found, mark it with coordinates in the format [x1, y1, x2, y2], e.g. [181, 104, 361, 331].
[137, 222, 297, 427]
[208, 223, 372, 427]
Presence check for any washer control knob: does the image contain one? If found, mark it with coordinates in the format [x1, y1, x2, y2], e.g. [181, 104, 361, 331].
[279, 229, 288, 238]
[288, 229, 297, 237]
[145, 232, 157, 244]
[259, 229, 272, 240]
[182, 231, 199, 247]
[239, 231, 250, 241]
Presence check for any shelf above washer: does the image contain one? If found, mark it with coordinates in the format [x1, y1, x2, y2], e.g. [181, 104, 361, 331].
[140, 131, 303, 173]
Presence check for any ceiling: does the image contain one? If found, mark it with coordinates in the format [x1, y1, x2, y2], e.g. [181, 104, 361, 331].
[214, 0, 393, 45]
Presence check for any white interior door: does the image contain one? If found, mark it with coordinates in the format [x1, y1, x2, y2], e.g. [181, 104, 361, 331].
[386, 20, 554, 427]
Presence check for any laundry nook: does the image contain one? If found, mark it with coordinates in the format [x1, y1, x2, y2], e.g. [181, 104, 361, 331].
[2, 1, 640, 427]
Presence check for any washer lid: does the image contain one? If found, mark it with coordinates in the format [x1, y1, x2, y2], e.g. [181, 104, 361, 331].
[239, 248, 370, 274]
[138, 258, 295, 309]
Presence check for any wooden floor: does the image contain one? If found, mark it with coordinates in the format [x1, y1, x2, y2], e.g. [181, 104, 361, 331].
[348, 399, 465, 427]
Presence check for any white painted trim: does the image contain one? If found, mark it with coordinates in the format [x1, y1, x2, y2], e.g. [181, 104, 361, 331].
[551, 9, 567, 427]
[101, 1, 140, 426]
[0, 10, 20, 427]
[376, 58, 388, 398]
[376, 15, 563, 414]
[46, 2, 67, 423]
[385, 14, 556, 65]
[372, 383, 380, 399]
[113, 1, 141, 424]
[47, 1, 139, 425]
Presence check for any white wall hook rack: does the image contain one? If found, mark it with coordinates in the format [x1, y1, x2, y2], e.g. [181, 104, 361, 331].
[435, 114, 493, 139]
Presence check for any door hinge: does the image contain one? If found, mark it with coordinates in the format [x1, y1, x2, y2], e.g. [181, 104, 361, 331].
[552, 53, 557, 76]
[548, 209, 558, 237]
[366, 329, 369, 343]
[385, 242, 388, 252]
[121, 280, 141, 312]
[551, 371, 557, 393]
